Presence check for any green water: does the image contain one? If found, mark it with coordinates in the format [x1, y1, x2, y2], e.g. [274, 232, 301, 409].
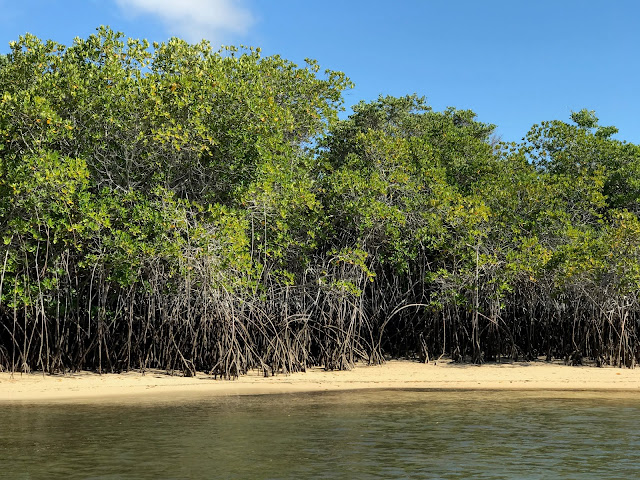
[1, 390, 639, 479]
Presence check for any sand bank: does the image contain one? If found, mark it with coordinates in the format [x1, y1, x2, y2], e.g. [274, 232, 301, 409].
[1, 359, 640, 403]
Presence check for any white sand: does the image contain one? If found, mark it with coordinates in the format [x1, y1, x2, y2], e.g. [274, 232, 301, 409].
[1, 359, 639, 403]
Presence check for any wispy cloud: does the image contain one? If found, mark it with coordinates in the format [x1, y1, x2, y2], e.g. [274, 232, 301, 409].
[114, 0, 254, 44]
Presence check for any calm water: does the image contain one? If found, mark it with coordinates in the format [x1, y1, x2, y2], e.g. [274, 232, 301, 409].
[1, 389, 640, 479]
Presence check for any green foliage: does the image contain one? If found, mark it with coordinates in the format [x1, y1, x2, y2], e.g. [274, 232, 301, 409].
[571, 108, 599, 129]
[0, 27, 351, 204]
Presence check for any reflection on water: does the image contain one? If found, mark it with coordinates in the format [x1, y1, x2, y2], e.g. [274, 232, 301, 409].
[1, 390, 640, 479]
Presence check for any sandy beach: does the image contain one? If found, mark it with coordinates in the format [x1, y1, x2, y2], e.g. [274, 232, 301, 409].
[1, 359, 640, 403]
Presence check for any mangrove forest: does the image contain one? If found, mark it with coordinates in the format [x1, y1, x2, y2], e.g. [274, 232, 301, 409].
[2, 27, 640, 377]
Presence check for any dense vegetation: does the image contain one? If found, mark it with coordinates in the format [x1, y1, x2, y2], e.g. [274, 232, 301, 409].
[2, 28, 640, 376]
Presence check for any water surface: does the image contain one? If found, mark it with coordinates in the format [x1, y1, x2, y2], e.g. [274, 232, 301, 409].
[1, 390, 639, 479]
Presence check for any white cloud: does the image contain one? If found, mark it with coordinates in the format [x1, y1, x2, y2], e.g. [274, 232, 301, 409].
[114, 0, 254, 45]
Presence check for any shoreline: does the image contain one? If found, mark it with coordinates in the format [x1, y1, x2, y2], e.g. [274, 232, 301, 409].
[1, 359, 640, 404]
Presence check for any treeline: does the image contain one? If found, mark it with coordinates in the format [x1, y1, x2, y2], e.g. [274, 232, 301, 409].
[1, 28, 640, 376]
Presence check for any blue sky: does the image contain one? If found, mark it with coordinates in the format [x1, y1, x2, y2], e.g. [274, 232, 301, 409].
[1, 0, 638, 144]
